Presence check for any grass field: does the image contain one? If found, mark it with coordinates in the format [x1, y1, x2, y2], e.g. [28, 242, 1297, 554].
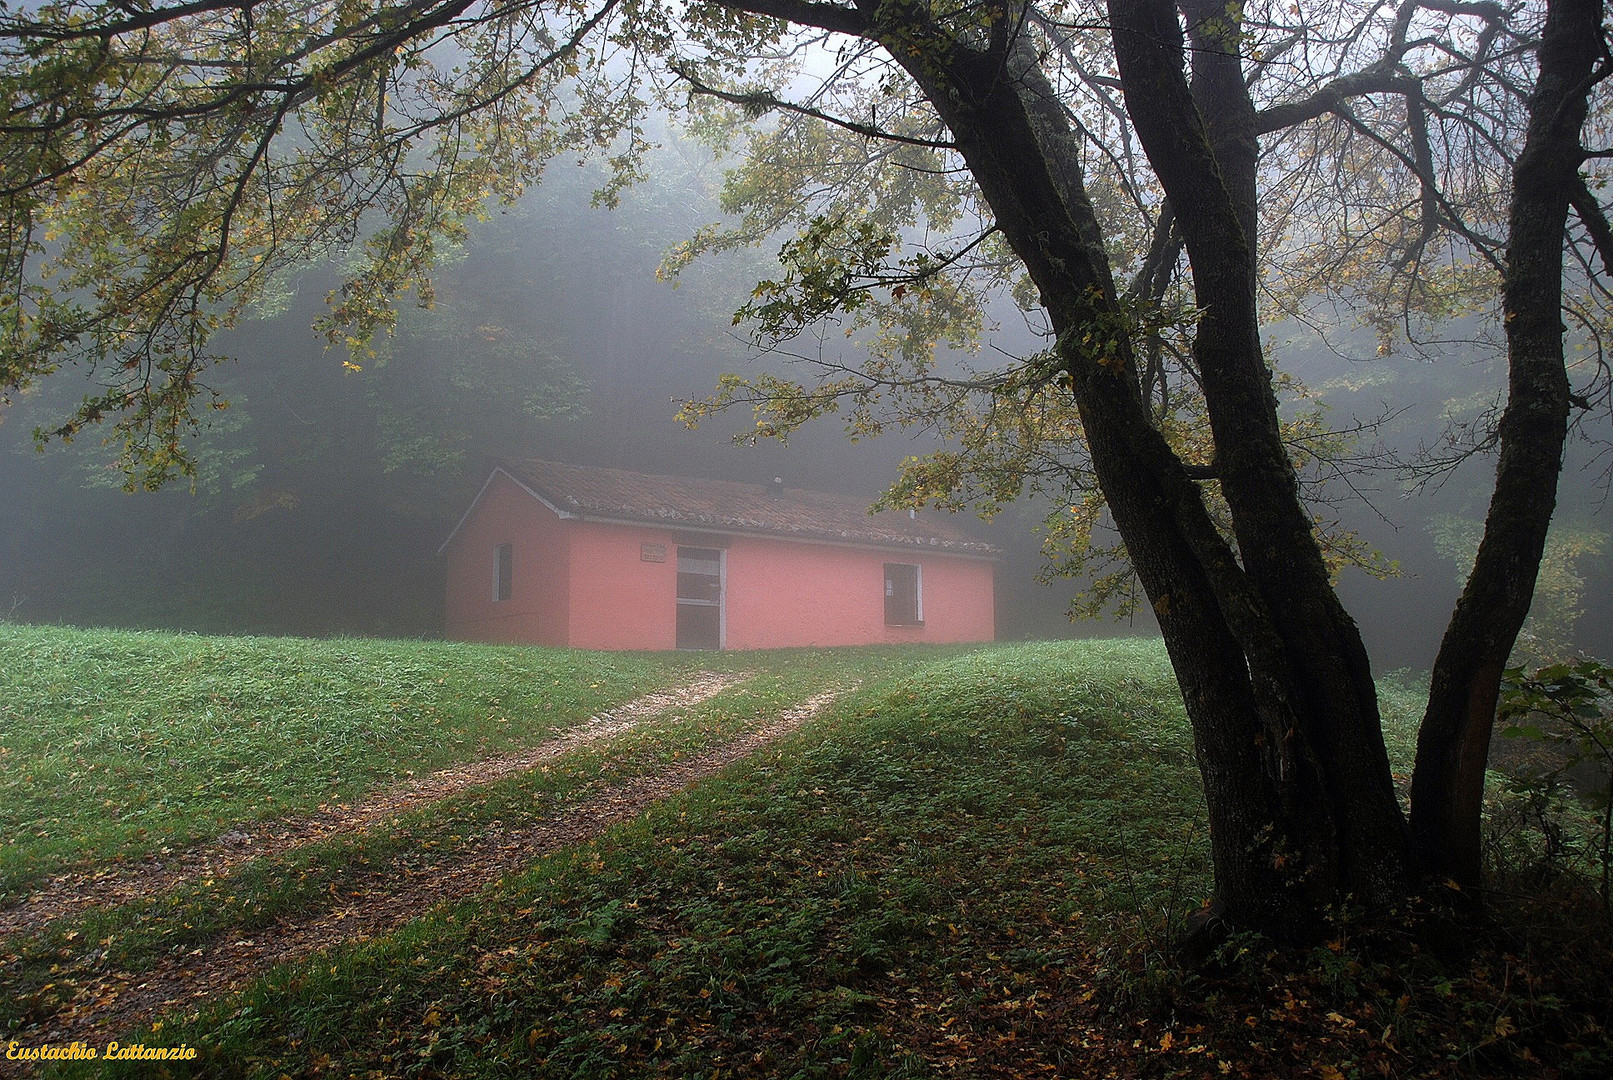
[2, 625, 1609, 1079]
[0, 624, 706, 900]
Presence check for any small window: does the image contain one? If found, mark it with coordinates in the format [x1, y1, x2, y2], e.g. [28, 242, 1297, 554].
[494, 542, 513, 601]
[884, 563, 922, 626]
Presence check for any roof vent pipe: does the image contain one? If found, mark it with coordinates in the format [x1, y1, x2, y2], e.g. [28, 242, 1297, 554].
[767, 477, 785, 497]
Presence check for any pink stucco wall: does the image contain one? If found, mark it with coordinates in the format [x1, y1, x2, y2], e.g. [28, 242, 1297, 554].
[443, 476, 996, 650]
[443, 472, 571, 645]
[721, 535, 995, 649]
[564, 520, 681, 651]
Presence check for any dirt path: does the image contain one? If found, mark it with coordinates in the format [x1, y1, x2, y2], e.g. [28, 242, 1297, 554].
[17, 685, 851, 1055]
[0, 672, 743, 940]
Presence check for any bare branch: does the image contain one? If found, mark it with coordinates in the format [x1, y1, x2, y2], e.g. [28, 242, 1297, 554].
[708, 0, 868, 38]
[670, 64, 956, 149]
[1571, 173, 1613, 276]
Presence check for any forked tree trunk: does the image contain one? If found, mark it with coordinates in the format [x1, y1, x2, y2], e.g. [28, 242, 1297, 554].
[1111, 0, 1414, 915]
[872, 0, 1416, 938]
[1411, 0, 1602, 891]
[722, 0, 1600, 937]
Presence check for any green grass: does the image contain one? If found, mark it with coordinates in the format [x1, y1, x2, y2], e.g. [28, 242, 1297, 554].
[6, 626, 1609, 1078]
[62, 638, 1216, 1079]
[0, 624, 703, 899]
[0, 646, 920, 1035]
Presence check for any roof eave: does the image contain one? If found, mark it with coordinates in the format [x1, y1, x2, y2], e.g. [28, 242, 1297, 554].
[437, 466, 578, 555]
[566, 509, 1001, 560]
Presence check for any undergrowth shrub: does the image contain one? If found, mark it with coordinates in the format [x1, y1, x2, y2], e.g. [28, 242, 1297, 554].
[1489, 658, 1613, 919]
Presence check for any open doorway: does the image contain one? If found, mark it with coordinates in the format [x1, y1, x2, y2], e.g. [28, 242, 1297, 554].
[676, 546, 724, 649]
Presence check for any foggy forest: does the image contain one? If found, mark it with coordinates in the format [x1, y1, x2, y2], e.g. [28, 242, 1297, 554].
[3, 129, 1607, 667]
[3, 0, 1613, 1076]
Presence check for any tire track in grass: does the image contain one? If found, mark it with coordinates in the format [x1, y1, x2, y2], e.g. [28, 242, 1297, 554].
[25, 685, 853, 1053]
[0, 672, 745, 940]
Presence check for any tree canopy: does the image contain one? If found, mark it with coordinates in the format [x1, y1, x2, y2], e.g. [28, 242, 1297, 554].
[3, 0, 1611, 938]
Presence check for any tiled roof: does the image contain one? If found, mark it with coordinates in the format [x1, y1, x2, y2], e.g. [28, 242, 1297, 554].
[500, 459, 999, 557]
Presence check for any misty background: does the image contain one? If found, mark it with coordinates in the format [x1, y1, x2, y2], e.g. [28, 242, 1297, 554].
[1, 128, 1609, 672]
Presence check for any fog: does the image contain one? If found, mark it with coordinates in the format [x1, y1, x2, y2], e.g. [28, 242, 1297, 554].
[1, 137, 1608, 671]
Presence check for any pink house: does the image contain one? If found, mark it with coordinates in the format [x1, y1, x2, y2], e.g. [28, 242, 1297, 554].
[440, 460, 997, 650]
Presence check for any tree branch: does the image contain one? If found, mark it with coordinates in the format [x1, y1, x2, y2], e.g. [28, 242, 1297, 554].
[670, 65, 954, 149]
[709, 0, 868, 37]
[1256, 69, 1424, 135]
[1571, 173, 1613, 277]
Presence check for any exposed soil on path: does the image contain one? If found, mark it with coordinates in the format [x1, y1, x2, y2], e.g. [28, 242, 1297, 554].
[15, 685, 851, 1059]
[0, 672, 743, 941]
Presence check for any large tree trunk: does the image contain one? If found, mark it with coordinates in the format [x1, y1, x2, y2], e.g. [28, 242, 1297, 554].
[1109, 0, 1412, 912]
[1410, 0, 1602, 891]
[871, 0, 1414, 937]
[726, 0, 1598, 937]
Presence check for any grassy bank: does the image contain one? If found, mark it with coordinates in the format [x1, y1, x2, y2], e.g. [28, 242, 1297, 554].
[86, 640, 1218, 1076]
[0, 644, 919, 1038]
[4, 627, 1608, 1078]
[0, 625, 697, 900]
